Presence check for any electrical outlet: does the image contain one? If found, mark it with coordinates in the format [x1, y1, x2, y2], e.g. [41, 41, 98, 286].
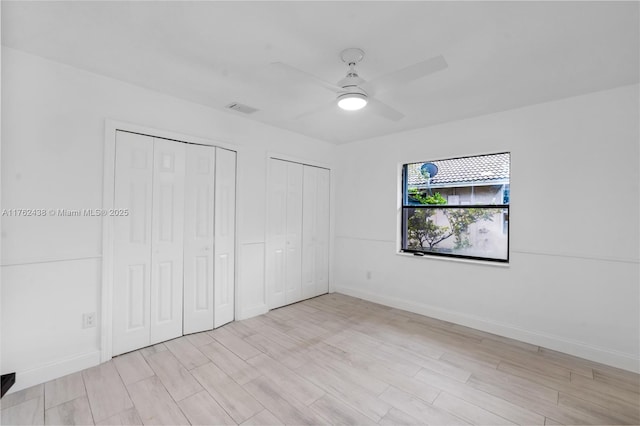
[82, 313, 96, 328]
[366, 271, 372, 280]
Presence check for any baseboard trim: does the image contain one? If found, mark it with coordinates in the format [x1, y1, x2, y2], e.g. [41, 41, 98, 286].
[335, 285, 640, 373]
[5, 350, 102, 394]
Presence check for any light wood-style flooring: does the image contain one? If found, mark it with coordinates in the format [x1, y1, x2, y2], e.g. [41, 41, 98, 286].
[2, 293, 639, 425]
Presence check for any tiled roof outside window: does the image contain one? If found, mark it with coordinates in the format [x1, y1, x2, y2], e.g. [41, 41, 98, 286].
[407, 152, 510, 186]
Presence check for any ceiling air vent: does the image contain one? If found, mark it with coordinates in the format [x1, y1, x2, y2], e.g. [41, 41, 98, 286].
[225, 102, 259, 114]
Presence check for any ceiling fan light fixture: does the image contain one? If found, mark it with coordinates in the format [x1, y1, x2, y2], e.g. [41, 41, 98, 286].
[337, 92, 368, 111]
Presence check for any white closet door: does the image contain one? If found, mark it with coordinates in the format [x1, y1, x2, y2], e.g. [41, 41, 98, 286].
[301, 166, 318, 300]
[266, 159, 287, 309]
[314, 167, 330, 296]
[183, 144, 215, 334]
[214, 148, 236, 327]
[113, 131, 153, 356]
[302, 166, 330, 299]
[284, 162, 303, 305]
[150, 138, 186, 344]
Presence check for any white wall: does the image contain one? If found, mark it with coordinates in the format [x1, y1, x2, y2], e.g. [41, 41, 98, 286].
[334, 84, 640, 372]
[0, 48, 335, 391]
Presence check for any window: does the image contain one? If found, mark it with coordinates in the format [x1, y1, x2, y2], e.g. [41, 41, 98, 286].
[401, 152, 510, 262]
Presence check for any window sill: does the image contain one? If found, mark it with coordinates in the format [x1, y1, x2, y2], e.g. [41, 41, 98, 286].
[395, 251, 510, 268]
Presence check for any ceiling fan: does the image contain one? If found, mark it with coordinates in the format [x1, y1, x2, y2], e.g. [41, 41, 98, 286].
[271, 48, 448, 121]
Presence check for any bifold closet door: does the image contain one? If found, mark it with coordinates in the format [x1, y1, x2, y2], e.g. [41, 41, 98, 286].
[267, 159, 303, 309]
[113, 133, 236, 354]
[113, 131, 153, 356]
[301, 166, 330, 299]
[213, 148, 236, 327]
[183, 144, 215, 334]
[149, 138, 186, 344]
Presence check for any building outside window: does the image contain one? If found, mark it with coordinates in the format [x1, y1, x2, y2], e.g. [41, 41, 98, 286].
[401, 152, 510, 262]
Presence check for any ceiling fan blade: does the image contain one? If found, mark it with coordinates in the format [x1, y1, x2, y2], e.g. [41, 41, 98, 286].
[361, 55, 448, 95]
[367, 98, 404, 121]
[270, 62, 343, 93]
[293, 100, 337, 120]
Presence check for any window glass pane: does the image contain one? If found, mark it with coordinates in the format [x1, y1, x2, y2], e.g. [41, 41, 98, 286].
[405, 153, 510, 206]
[403, 207, 508, 261]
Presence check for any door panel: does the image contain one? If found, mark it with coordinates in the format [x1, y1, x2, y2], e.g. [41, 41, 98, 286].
[183, 144, 215, 334]
[315, 167, 330, 296]
[214, 148, 236, 327]
[301, 166, 318, 299]
[266, 159, 287, 309]
[284, 162, 303, 305]
[302, 166, 330, 299]
[150, 138, 185, 344]
[113, 131, 153, 356]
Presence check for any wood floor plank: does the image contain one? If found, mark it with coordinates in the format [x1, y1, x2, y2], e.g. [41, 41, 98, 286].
[1, 384, 44, 411]
[415, 368, 545, 425]
[379, 386, 469, 425]
[240, 409, 283, 426]
[126, 376, 189, 425]
[139, 343, 168, 360]
[43, 372, 86, 410]
[558, 392, 640, 425]
[199, 340, 262, 385]
[263, 312, 298, 332]
[242, 376, 327, 425]
[0, 384, 44, 410]
[498, 355, 572, 381]
[469, 364, 559, 404]
[592, 369, 640, 394]
[1, 396, 44, 425]
[592, 365, 640, 385]
[307, 344, 390, 396]
[497, 360, 570, 389]
[536, 347, 595, 379]
[285, 319, 332, 342]
[82, 361, 133, 422]
[164, 336, 210, 370]
[465, 375, 606, 425]
[244, 333, 307, 369]
[433, 392, 515, 425]
[378, 407, 422, 426]
[352, 320, 445, 360]
[113, 351, 155, 385]
[499, 359, 640, 421]
[176, 390, 236, 426]
[309, 394, 377, 425]
[95, 408, 142, 425]
[285, 300, 320, 315]
[325, 330, 422, 377]
[246, 353, 325, 405]
[184, 332, 215, 348]
[224, 320, 257, 339]
[145, 350, 203, 402]
[248, 323, 304, 350]
[312, 341, 441, 404]
[295, 361, 391, 422]
[190, 362, 263, 423]
[439, 350, 501, 372]
[353, 330, 472, 382]
[593, 364, 640, 393]
[44, 396, 93, 426]
[208, 326, 262, 360]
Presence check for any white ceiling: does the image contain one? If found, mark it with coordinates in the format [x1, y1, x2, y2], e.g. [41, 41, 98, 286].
[2, 1, 638, 144]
